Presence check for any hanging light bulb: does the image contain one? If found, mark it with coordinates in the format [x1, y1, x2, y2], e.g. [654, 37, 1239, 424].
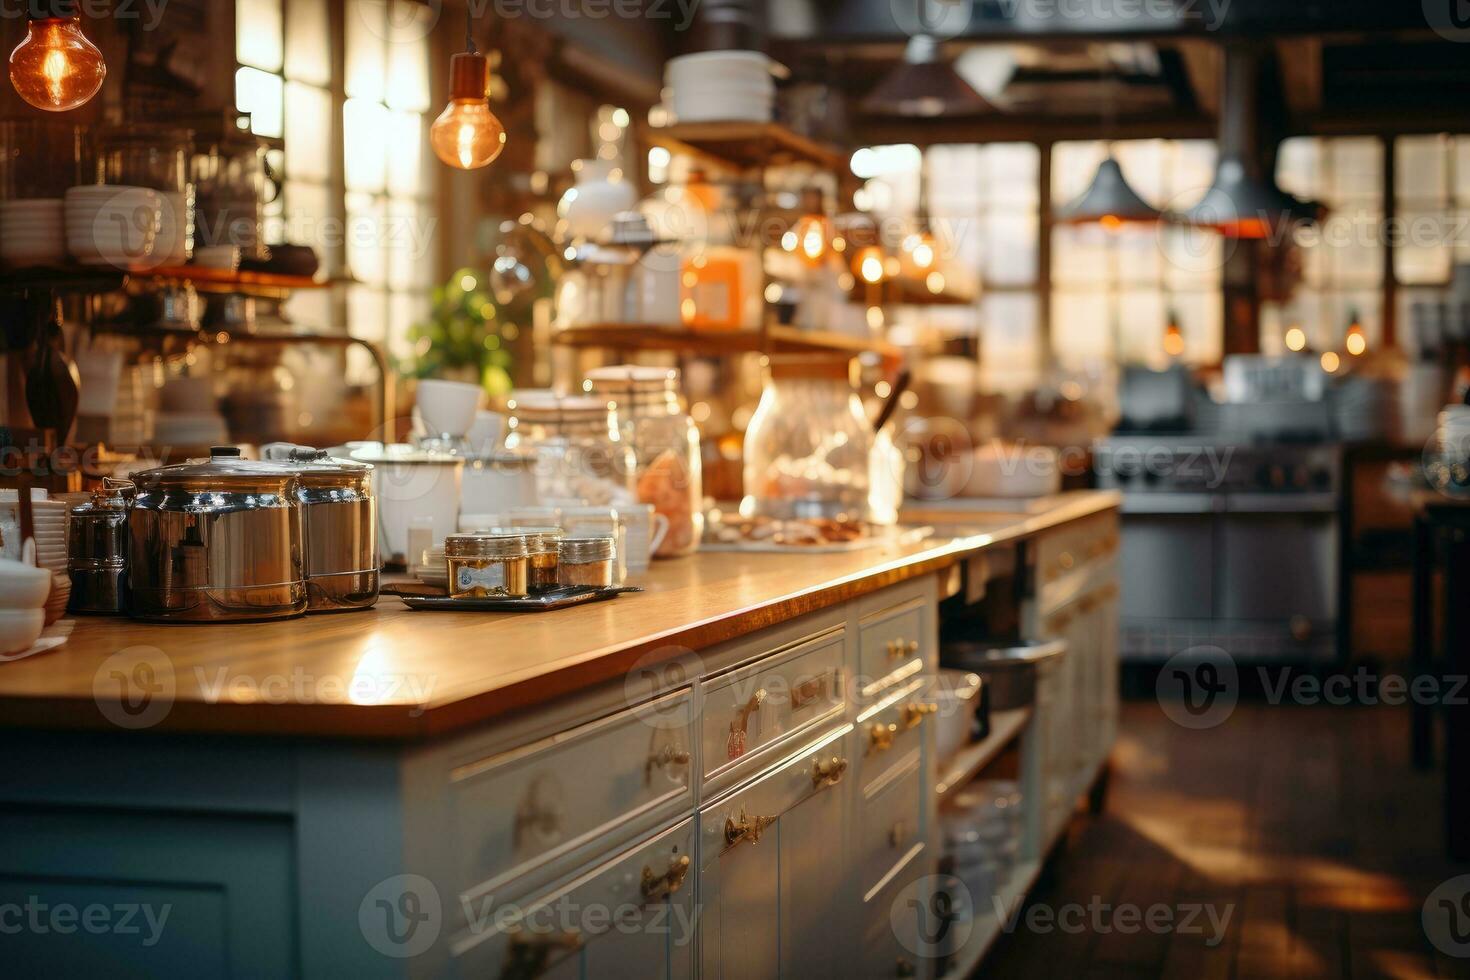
[429, 18, 506, 172]
[1345, 309, 1368, 356]
[9, 5, 106, 113]
[1284, 325, 1307, 352]
[1163, 310, 1186, 358]
[790, 189, 829, 266]
[855, 246, 888, 285]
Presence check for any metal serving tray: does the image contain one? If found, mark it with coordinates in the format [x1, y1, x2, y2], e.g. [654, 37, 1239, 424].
[385, 583, 643, 612]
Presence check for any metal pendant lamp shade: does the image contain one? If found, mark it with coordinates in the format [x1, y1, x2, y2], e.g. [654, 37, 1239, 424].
[1179, 44, 1317, 239]
[1055, 155, 1161, 227]
[862, 35, 992, 118]
[1180, 157, 1315, 239]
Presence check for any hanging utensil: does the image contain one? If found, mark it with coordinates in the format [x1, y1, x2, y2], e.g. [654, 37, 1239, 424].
[24, 297, 80, 439]
[872, 369, 912, 435]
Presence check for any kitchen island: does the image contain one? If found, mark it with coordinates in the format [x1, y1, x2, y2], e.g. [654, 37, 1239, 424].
[0, 492, 1120, 979]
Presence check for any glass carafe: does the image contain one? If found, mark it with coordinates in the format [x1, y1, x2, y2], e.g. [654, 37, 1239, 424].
[742, 356, 878, 522]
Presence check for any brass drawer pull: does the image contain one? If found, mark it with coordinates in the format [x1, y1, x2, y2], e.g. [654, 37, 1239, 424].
[868, 721, 898, 755]
[645, 743, 691, 784]
[640, 854, 692, 902]
[886, 639, 921, 660]
[900, 702, 937, 730]
[1058, 551, 1075, 571]
[726, 689, 767, 760]
[724, 808, 778, 850]
[811, 755, 849, 788]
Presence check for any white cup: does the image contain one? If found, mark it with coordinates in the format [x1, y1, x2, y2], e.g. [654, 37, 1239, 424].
[416, 379, 482, 439]
[621, 504, 670, 575]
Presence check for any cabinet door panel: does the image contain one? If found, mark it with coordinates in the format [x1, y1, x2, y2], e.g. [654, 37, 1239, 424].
[779, 782, 850, 977]
[715, 837, 780, 980]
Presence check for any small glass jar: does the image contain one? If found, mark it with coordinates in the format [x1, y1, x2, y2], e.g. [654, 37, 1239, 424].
[519, 526, 564, 593]
[559, 536, 616, 589]
[504, 392, 638, 503]
[445, 533, 531, 599]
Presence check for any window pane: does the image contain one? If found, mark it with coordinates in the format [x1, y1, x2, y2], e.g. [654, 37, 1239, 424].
[1397, 135, 1449, 205]
[1052, 289, 1113, 366]
[283, 181, 334, 256]
[385, 13, 432, 112]
[985, 212, 1037, 286]
[237, 0, 283, 72]
[285, 82, 333, 182]
[347, 196, 388, 286]
[346, 0, 387, 102]
[236, 67, 284, 139]
[344, 99, 390, 193]
[386, 111, 427, 197]
[285, 0, 332, 86]
[980, 292, 1040, 394]
[1396, 209, 1453, 285]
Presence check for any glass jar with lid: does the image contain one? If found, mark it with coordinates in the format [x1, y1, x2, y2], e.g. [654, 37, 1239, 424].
[742, 355, 881, 523]
[584, 365, 703, 557]
[504, 392, 637, 506]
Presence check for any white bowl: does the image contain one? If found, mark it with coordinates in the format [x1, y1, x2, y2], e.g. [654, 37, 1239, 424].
[0, 555, 52, 609]
[0, 608, 45, 655]
[416, 379, 482, 438]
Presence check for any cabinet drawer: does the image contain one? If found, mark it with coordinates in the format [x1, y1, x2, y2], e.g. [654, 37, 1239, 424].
[701, 628, 846, 787]
[857, 754, 924, 899]
[450, 818, 697, 980]
[448, 689, 695, 910]
[856, 678, 930, 791]
[859, 600, 927, 696]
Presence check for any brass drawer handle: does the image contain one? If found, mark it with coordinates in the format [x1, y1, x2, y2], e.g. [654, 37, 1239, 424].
[811, 755, 849, 788]
[886, 639, 920, 660]
[645, 743, 691, 784]
[726, 689, 767, 760]
[503, 927, 583, 980]
[1058, 551, 1075, 571]
[640, 854, 692, 902]
[868, 721, 898, 755]
[901, 702, 937, 730]
[724, 808, 778, 850]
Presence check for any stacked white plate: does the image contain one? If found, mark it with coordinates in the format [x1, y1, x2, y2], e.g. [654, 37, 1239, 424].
[64, 185, 162, 268]
[666, 51, 774, 123]
[1439, 405, 1470, 460]
[0, 199, 66, 267]
[0, 492, 68, 573]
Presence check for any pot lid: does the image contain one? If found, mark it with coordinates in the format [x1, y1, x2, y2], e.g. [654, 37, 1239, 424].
[347, 443, 465, 466]
[132, 447, 301, 493]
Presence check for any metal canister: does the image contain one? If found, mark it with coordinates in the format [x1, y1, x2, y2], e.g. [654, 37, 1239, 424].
[128, 447, 307, 623]
[264, 445, 379, 613]
[67, 479, 132, 615]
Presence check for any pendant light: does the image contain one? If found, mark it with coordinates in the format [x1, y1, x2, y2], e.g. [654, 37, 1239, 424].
[1345, 309, 1368, 356]
[1180, 44, 1314, 239]
[788, 188, 829, 267]
[429, 9, 506, 171]
[1163, 309, 1185, 358]
[9, 1, 106, 113]
[862, 35, 991, 118]
[901, 166, 941, 275]
[1055, 153, 1160, 228]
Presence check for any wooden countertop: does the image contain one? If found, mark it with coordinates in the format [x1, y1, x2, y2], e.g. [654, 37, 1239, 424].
[0, 492, 1118, 740]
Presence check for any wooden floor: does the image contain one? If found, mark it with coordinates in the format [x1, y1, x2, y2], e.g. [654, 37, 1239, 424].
[981, 700, 1470, 979]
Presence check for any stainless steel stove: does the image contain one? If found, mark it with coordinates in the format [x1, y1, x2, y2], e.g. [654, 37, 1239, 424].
[1096, 434, 1343, 664]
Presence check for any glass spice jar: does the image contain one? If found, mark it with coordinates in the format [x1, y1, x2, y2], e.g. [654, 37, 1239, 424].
[519, 526, 564, 593]
[445, 533, 531, 599]
[559, 536, 616, 589]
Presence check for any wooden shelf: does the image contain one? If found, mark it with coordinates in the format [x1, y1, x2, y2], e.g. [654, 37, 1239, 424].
[553, 324, 900, 361]
[942, 859, 1044, 979]
[640, 121, 848, 173]
[935, 707, 1033, 801]
[0, 264, 327, 299]
[0, 266, 127, 295]
[850, 276, 976, 308]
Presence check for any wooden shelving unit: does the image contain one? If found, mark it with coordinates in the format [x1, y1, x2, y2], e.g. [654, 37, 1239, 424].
[0, 264, 328, 299]
[639, 121, 848, 174]
[554, 324, 900, 362]
[850, 275, 976, 308]
[934, 707, 1033, 800]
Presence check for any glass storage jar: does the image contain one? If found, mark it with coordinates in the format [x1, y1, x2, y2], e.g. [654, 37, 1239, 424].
[559, 536, 616, 589]
[519, 526, 564, 593]
[444, 532, 531, 599]
[742, 355, 878, 523]
[584, 365, 704, 557]
[504, 392, 637, 506]
[96, 125, 193, 266]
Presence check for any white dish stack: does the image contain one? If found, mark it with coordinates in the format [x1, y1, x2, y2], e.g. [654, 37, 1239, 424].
[0, 490, 70, 631]
[665, 51, 774, 123]
[0, 199, 66, 267]
[64, 185, 164, 268]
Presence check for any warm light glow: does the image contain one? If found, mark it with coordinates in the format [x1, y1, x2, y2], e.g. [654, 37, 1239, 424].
[1163, 323, 1186, 358]
[1321, 351, 1341, 373]
[902, 231, 938, 273]
[856, 247, 887, 285]
[1345, 322, 1368, 356]
[832, 236, 847, 253]
[431, 99, 506, 170]
[926, 271, 946, 294]
[781, 231, 798, 252]
[1285, 326, 1307, 352]
[866, 306, 885, 329]
[10, 17, 106, 112]
[763, 282, 783, 304]
[1100, 214, 1123, 231]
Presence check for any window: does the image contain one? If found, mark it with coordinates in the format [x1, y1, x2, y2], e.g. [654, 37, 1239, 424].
[1265, 137, 1386, 355]
[1393, 134, 1470, 357]
[1050, 139, 1223, 368]
[236, 0, 439, 367]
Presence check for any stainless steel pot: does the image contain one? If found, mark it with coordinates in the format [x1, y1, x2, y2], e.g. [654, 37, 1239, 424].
[67, 478, 133, 615]
[264, 444, 378, 613]
[128, 447, 307, 622]
[941, 638, 1067, 714]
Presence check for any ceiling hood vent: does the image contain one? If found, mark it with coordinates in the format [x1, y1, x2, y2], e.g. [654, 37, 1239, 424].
[1181, 44, 1316, 239]
[861, 35, 993, 118]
